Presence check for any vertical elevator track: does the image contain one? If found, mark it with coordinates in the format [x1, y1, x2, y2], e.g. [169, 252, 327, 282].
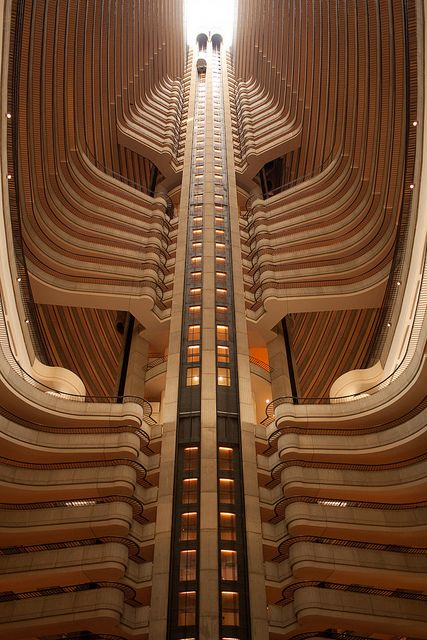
[167, 40, 251, 639]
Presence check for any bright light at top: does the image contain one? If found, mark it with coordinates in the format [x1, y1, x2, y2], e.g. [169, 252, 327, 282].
[185, 0, 236, 47]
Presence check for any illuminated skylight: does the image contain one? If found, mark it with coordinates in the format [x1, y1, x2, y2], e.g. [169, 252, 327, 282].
[185, 0, 236, 47]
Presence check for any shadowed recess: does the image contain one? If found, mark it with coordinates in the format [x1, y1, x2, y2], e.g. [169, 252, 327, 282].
[36, 305, 124, 398]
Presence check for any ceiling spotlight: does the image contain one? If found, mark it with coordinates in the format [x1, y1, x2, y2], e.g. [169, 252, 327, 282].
[17, 277, 22, 282]
[265, 399, 270, 403]
[25, 319, 29, 324]
[7, 174, 11, 180]
[410, 184, 415, 189]
[387, 322, 391, 327]
[413, 121, 418, 126]
[397, 281, 401, 286]
[6, 113, 11, 119]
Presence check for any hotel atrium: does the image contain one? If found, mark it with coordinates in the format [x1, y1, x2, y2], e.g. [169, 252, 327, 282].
[0, 0, 427, 639]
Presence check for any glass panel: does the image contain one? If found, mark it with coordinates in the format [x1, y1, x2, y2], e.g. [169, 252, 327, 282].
[218, 447, 233, 471]
[180, 512, 197, 541]
[221, 591, 239, 626]
[220, 512, 236, 541]
[221, 550, 238, 581]
[182, 478, 198, 504]
[178, 591, 196, 626]
[179, 550, 197, 581]
[186, 367, 200, 386]
[187, 345, 200, 363]
[188, 325, 200, 341]
[219, 478, 234, 503]
[217, 346, 230, 363]
[183, 447, 198, 473]
[218, 367, 231, 386]
[216, 325, 229, 341]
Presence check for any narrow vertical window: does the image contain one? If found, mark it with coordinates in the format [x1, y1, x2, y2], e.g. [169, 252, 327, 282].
[218, 367, 231, 386]
[218, 447, 233, 471]
[187, 345, 200, 363]
[219, 478, 235, 504]
[217, 345, 230, 363]
[188, 325, 200, 341]
[221, 550, 238, 581]
[179, 550, 197, 581]
[216, 325, 229, 341]
[220, 512, 237, 541]
[186, 367, 200, 386]
[180, 512, 197, 541]
[221, 591, 239, 626]
[182, 478, 198, 504]
[183, 447, 198, 473]
[178, 591, 196, 626]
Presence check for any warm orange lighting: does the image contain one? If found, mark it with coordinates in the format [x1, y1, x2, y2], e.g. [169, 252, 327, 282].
[216, 325, 229, 341]
[187, 345, 200, 363]
[188, 325, 200, 340]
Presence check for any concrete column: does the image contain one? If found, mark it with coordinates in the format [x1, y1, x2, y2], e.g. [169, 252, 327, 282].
[222, 46, 269, 640]
[199, 41, 220, 640]
[123, 324, 149, 398]
[267, 323, 293, 400]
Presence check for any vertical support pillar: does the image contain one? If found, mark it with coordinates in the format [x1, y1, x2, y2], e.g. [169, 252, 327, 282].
[222, 48, 269, 640]
[267, 322, 293, 400]
[123, 324, 149, 398]
[199, 41, 220, 639]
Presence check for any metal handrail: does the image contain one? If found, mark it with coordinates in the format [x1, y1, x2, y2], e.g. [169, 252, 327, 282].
[249, 355, 273, 373]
